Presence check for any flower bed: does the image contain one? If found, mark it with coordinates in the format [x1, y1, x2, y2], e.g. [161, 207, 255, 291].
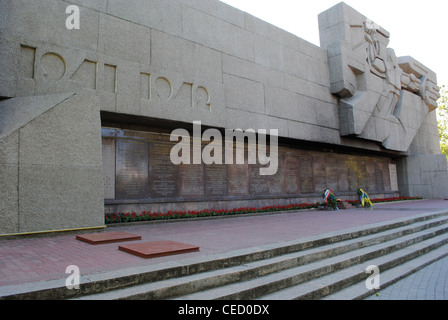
[105, 203, 319, 225]
[346, 197, 423, 206]
[105, 196, 424, 225]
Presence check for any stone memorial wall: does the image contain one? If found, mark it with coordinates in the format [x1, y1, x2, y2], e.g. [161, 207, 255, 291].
[0, 0, 446, 234]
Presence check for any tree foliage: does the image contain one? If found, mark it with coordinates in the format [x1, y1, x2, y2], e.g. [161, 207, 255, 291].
[437, 85, 448, 165]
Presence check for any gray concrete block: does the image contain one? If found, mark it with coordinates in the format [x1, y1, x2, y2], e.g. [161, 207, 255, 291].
[419, 154, 440, 173]
[0, 131, 18, 165]
[437, 155, 448, 171]
[0, 0, 99, 52]
[64, 0, 107, 11]
[18, 165, 104, 232]
[151, 30, 223, 82]
[224, 108, 288, 138]
[222, 54, 285, 88]
[0, 93, 74, 141]
[181, 5, 254, 61]
[224, 74, 265, 114]
[0, 92, 104, 234]
[98, 13, 151, 66]
[431, 171, 448, 199]
[0, 164, 19, 234]
[179, 0, 245, 28]
[18, 93, 102, 168]
[0, 33, 19, 98]
[107, 0, 182, 36]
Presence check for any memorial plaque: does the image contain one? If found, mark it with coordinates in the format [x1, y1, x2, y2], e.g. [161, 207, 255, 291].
[299, 155, 314, 194]
[267, 175, 284, 195]
[375, 162, 385, 191]
[248, 147, 284, 196]
[150, 143, 178, 198]
[102, 127, 400, 204]
[366, 161, 377, 191]
[384, 163, 392, 191]
[346, 159, 359, 192]
[325, 158, 338, 191]
[228, 164, 249, 196]
[379, 162, 392, 192]
[389, 163, 399, 191]
[284, 154, 300, 194]
[102, 138, 116, 200]
[116, 139, 149, 199]
[336, 159, 349, 192]
[249, 160, 284, 196]
[358, 161, 368, 189]
[179, 164, 205, 198]
[249, 163, 270, 195]
[205, 164, 228, 197]
[313, 156, 327, 193]
[267, 151, 284, 195]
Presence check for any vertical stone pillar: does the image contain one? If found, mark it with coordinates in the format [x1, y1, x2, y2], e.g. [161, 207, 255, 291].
[0, 92, 105, 235]
[397, 154, 448, 199]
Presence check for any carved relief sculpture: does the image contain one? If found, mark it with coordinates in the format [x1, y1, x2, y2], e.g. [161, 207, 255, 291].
[319, 3, 440, 152]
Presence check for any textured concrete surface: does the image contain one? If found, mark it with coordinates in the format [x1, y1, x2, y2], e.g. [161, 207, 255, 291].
[0, 92, 105, 234]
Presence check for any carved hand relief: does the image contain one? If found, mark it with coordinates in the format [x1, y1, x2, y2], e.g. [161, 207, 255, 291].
[18, 44, 212, 111]
[320, 4, 440, 152]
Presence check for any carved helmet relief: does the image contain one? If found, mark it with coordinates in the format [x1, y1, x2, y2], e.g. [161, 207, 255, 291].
[364, 19, 387, 78]
[320, 3, 440, 152]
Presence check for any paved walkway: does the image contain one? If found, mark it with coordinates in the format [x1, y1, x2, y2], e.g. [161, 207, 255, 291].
[365, 254, 448, 300]
[0, 199, 447, 299]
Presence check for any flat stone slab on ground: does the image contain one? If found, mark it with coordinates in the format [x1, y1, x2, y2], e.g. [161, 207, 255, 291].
[76, 232, 142, 245]
[118, 241, 200, 259]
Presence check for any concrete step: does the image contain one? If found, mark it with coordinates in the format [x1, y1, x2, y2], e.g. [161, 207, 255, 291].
[323, 245, 448, 300]
[2, 211, 447, 300]
[258, 236, 448, 300]
[74, 216, 448, 300]
[175, 227, 448, 300]
[75, 219, 448, 300]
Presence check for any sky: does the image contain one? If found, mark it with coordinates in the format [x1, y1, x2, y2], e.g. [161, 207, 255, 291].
[219, 0, 448, 87]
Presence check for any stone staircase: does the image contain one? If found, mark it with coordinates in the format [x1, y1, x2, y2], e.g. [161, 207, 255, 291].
[3, 211, 448, 300]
